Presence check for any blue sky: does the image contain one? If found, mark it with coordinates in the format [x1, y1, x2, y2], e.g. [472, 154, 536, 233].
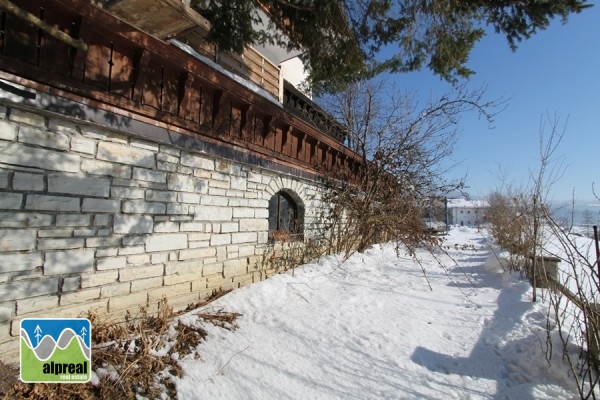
[385, 2, 600, 202]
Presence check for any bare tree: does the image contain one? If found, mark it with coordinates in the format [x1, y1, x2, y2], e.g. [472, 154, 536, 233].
[317, 79, 502, 256]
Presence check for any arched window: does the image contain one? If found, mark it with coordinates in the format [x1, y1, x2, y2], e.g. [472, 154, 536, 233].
[268, 191, 303, 241]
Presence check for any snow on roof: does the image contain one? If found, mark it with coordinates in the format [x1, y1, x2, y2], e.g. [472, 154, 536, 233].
[447, 198, 489, 208]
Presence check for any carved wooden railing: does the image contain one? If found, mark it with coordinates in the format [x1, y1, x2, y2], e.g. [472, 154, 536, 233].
[0, 0, 360, 178]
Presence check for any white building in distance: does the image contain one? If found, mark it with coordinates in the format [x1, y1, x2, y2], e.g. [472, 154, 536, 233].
[447, 199, 489, 227]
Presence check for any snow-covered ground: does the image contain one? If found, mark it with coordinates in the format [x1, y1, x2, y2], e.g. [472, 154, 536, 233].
[175, 227, 577, 399]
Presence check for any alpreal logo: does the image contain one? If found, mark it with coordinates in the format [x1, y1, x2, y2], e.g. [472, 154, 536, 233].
[20, 318, 91, 383]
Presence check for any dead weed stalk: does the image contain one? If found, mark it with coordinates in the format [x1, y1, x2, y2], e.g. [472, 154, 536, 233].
[4, 296, 240, 400]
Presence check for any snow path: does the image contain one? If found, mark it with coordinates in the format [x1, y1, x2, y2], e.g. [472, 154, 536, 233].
[176, 227, 576, 399]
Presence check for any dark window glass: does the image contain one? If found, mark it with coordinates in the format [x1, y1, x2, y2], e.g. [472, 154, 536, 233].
[268, 191, 299, 236]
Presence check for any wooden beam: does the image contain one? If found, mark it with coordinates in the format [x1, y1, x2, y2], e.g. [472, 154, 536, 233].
[0, 0, 88, 51]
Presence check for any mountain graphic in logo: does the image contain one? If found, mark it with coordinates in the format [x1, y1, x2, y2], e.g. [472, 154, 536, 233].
[20, 318, 91, 383]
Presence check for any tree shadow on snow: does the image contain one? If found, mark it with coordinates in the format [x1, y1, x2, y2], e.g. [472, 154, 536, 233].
[411, 271, 566, 399]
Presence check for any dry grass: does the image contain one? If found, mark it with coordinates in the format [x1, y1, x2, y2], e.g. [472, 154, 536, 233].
[4, 294, 240, 400]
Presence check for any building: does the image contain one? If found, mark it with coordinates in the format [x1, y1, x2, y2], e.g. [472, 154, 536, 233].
[0, 0, 360, 360]
[447, 199, 489, 227]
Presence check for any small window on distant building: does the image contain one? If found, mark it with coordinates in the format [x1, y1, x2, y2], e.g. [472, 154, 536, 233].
[268, 191, 303, 241]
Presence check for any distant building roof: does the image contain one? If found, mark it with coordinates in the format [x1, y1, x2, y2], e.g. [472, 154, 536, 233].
[447, 199, 489, 208]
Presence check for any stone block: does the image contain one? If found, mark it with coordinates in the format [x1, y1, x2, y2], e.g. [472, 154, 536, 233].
[26, 195, 80, 212]
[81, 270, 119, 288]
[56, 214, 90, 226]
[180, 222, 204, 232]
[44, 249, 94, 275]
[121, 236, 145, 246]
[202, 263, 223, 277]
[133, 168, 166, 183]
[37, 238, 83, 250]
[0, 229, 36, 251]
[255, 209, 269, 219]
[166, 204, 189, 215]
[154, 221, 179, 233]
[127, 254, 150, 265]
[18, 126, 69, 151]
[0, 212, 52, 228]
[178, 247, 216, 261]
[220, 222, 238, 233]
[208, 179, 229, 189]
[118, 246, 145, 255]
[48, 173, 110, 197]
[238, 245, 255, 258]
[239, 218, 268, 232]
[228, 198, 249, 207]
[0, 142, 80, 172]
[130, 139, 159, 152]
[180, 153, 214, 170]
[81, 159, 131, 179]
[145, 233, 187, 252]
[97, 142, 155, 168]
[163, 268, 203, 286]
[130, 276, 163, 292]
[0, 302, 13, 322]
[0, 120, 17, 140]
[42, 226, 77, 237]
[96, 257, 127, 270]
[73, 228, 94, 237]
[233, 208, 255, 218]
[177, 193, 201, 204]
[95, 248, 118, 257]
[60, 288, 100, 306]
[230, 176, 247, 191]
[157, 161, 177, 172]
[0, 277, 58, 302]
[119, 264, 164, 281]
[82, 198, 120, 213]
[210, 234, 231, 246]
[168, 173, 203, 192]
[0, 170, 9, 189]
[157, 152, 179, 164]
[0, 252, 42, 273]
[233, 274, 253, 287]
[9, 109, 46, 127]
[123, 200, 166, 214]
[62, 276, 81, 292]
[100, 282, 130, 297]
[70, 136, 96, 154]
[110, 187, 144, 199]
[248, 199, 269, 208]
[231, 232, 258, 244]
[114, 215, 153, 234]
[16, 295, 59, 316]
[13, 173, 44, 191]
[86, 236, 121, 248]
[151, 253, 168, 264]
[223, 259, 248, 277]
[194, 206, 232, 221]
[145, 190, 177, 202]
[94, 215, 110, 226]
[0, 193, 22, 209]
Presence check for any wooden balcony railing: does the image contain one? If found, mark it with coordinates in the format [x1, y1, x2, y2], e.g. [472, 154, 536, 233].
[0, 0, 360, 179]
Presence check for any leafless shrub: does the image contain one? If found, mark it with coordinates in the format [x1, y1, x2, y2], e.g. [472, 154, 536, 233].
[318, 79, 502, 257]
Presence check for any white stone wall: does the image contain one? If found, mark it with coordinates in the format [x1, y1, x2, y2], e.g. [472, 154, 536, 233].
[0, 104, 330, 359]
